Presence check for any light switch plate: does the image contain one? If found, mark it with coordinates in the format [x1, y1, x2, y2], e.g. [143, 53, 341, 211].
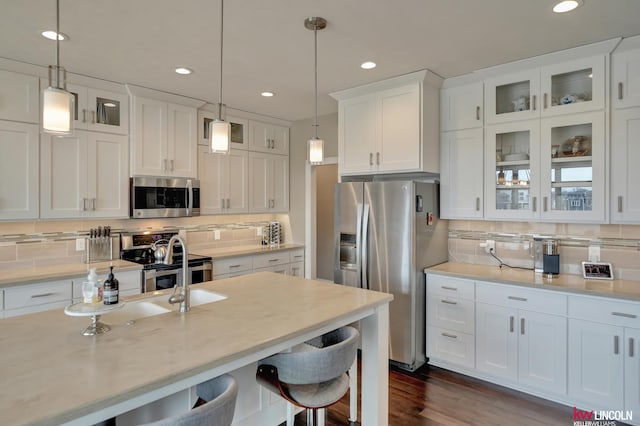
[256, 227, 262, 236]
[75, 238, 85, 251]
[214, 230, 221, 240]
[588, 246, 600, 262]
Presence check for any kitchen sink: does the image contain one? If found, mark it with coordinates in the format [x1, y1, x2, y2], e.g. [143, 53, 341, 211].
[102, 301, 171, 324]
[189, 288, 227, 306]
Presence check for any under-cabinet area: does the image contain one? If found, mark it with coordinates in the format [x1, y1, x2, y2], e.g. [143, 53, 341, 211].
[426, 267, 640, 424]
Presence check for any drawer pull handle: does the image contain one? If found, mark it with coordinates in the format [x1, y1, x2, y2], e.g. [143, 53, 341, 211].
[509, 316, 514, 333]
[612, 312, 637, 319]
[294, 255, 303, 258]
[630, 338, 635, 358]
[268, 259, 280, 262]
[275, 269, 286, 274]
[441, 299, 458, 305]
[31, 292, 55, 298]
[614, 335, 620, 355]
[441, 333, 458, 339]
[441, 286, 458, 291]
[508, 296, 528, 302]
[229, 264, 241, 268]
[521, 318, 525, 335]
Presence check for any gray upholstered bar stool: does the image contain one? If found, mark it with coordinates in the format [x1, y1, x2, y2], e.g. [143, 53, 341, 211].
[140, 374, 238, 426]
[256, 326, 359, 426]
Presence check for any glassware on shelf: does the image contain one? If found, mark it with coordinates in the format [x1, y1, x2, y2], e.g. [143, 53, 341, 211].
[497, 169, 505, 185]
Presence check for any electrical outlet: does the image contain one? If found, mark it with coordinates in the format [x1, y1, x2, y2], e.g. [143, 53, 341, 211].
[75, 238, 85, 251]
[588, 245, 600, 262]
[485, 240, 495, 254]
[256, 226, 263, 236]
[214, 230, 221, 240]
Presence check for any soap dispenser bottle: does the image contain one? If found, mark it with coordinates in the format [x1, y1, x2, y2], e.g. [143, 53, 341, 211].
[103, 266, 119, 305]
[88, 268, 102, 303]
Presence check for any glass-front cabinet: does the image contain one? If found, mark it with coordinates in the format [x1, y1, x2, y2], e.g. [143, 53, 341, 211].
[485, 120, 540, 220]
[540, 112, 605, 222]
[197, 110, 248, 150]
[485, 56, 605, 124]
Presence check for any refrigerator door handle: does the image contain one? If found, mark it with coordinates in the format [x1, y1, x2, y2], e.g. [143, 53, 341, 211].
[361, 203, 370, 290]
[355, 203, 363, 289]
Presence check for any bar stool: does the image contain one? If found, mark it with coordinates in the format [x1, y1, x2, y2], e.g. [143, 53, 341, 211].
[256, 326, 359, 426]
[140, 374, 238, 426]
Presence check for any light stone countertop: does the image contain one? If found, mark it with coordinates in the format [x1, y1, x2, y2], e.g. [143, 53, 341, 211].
[426, 262, 640, 302]
[0, 272, 392, 426]
[193, 243, 304, 260]
[0, 259, 143, 288]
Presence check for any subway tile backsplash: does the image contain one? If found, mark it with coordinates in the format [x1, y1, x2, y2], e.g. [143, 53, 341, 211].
[448, 220, 640, 281]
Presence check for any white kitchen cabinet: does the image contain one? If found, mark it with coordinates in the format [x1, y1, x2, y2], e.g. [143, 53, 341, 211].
[611, 107, 640, 223]
[40, 131, 129, 218]
[440, 82, 483, 131]
[0, 69, 39, 123]
[289, 262, 304, 277]
[612, 43, 640, 109]
[539, 111, 605, 223]
[568, 294, 640, 413]
[426, 274, 476, 370]
[248, 120, 289, 155]
[440, 128, 484, 219]
[485, 56, 605, 124]
[212, 256, 253, 278]
[484, 120, 540, 221]
[212, 250, 304, 280]
[332, 70, 441, 176]
[0, 120, 39, 220]
[198, 146, 248, 214]
[132, 97, 197, 178]
[248, 152, 288, 213]
[57, 82, 129, 135]
[475, 282, 567, 395]
[4, 280, 72, 318]
[197, 110, 249, 150]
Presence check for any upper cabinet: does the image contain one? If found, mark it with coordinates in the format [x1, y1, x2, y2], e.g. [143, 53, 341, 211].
[331, 70, 442, 176]
[248, 152, 289, 213]
[485, 56, 605, 124]
[440, 82, 484, 131]
[612, 42, 640, 109]
[198, 109, 249, 151]
[54, 81, 129, 135]
[131, 96, 197, 178]
[248, 120, 289, 155]
[198, 146, 249, 214]
[0, 70, 39, 123]
[0, 120, 39, 219]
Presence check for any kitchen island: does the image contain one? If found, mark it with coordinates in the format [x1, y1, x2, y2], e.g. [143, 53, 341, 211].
[0, 272, 392, 425]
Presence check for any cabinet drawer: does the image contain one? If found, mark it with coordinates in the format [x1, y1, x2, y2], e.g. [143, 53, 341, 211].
[214, 271, 252, 280]
[252, 252, 289, 269]
[254, 265, 289, 275]
[476, 281, 567, 316]
[289, 261, 304, 277]
[288, 249, 305, 263]
[427, 325, 475, 369]
[569, 295, 640, 328]
[426, 274, 475, 300]
[213, 256, 253, 275]
[4, 280, 72, 311]
[427, 295, 475, 334]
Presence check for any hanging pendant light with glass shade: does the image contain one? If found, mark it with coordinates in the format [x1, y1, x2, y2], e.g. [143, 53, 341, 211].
[305, 17, 327, 164]
[210, 0, 230, 153]
[42, 0, 74, 135]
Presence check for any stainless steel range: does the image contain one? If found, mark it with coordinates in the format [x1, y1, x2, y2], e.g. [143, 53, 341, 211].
[120, 231, 213, 293]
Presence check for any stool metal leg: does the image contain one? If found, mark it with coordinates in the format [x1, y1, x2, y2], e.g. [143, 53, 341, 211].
[286, 402, 294, 426]
[349, 355, 358, 422]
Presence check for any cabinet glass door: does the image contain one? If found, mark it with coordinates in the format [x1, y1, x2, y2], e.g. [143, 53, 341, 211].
[541, 112, 605, 222]
[484, 70, 540, 124]
[200, 113, 247, 150]
[485, 120, 539, 220]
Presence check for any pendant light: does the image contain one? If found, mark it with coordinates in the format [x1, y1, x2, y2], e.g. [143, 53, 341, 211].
[305, 17, 327, 164]
[42, 0, 74, 135]
[210, 0, 230, 153]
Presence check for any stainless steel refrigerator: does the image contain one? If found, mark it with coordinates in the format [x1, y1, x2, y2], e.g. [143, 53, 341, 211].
[333, 181, 448, 371]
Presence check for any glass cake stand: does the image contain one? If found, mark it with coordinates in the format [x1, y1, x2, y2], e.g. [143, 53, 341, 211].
[64, 301, 125, 336]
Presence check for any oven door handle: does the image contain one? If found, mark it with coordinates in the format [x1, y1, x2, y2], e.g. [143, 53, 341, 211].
[145, 269, 181, 279]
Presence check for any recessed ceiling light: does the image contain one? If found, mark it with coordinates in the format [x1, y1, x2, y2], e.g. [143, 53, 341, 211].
[553, 0, 583, 13]
[41, 30, 68, 41]
[175, 67, 193, 75]
[361, 61, 377, 70]
[261, 92, 274, 97]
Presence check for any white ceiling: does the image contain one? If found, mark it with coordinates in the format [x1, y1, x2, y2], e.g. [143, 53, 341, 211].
[1, 0, 640, 122]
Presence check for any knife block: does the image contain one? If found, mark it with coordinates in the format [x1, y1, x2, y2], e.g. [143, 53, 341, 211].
[85, 237, 113, 263]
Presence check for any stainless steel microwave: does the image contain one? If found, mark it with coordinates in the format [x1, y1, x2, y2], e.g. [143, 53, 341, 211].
[130, 177, 200, 218]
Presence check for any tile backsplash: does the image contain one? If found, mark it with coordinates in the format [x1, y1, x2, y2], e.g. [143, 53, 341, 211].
[448, 220, 640, 281]
[0, 214, 291, 271]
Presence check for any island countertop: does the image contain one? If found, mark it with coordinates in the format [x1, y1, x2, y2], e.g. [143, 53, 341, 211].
[426, 262, 640, 302]
[0, 272, 392, 426]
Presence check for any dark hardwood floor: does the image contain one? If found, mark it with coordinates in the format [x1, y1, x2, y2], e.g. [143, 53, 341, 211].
[288, 363, 575, 425]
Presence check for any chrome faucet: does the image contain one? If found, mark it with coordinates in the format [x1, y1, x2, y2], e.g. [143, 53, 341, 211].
[163, 235, 190, 313]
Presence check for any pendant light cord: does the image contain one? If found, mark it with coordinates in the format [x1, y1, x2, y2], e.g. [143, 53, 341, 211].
[218, 0, 224, 118]
[55, 0, 61, 87]
[313, 22, 318, 139]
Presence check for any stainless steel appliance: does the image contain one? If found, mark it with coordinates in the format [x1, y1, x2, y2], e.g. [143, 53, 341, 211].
[333, 181, 448, 371]
[120, 231, 212, 293]
[130, 177, 200, 218]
